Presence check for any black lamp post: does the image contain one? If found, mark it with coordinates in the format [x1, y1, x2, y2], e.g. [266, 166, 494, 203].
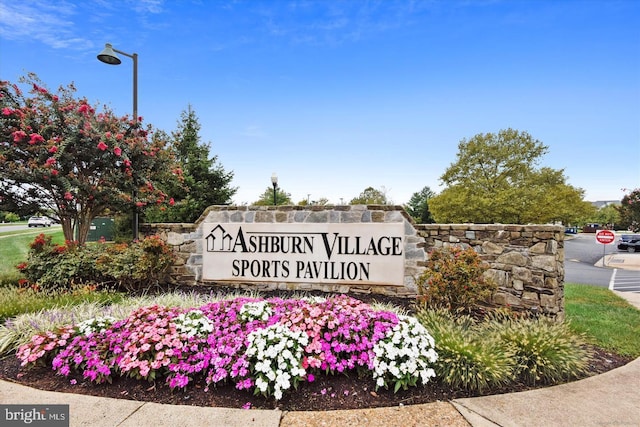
[97, 43, 139, 240]
[271, 173, 278, 206]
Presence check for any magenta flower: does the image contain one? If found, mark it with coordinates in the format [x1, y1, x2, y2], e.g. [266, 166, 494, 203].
[97, 141, 108, 151]
[114, 146, 122, 156]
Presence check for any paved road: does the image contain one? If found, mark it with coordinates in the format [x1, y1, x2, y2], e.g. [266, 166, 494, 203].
[565, 233, 640, 292]
[609, 269, 640, 293]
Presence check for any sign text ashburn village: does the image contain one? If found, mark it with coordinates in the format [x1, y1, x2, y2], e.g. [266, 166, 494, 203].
[202, 223, 405, 285]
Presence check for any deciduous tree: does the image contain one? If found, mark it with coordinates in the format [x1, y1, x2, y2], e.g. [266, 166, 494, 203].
[350, 187, 388, 205]
[253, 187, 292, 206]
[429, 129, 591, 224]
[618, 188, 640, 231]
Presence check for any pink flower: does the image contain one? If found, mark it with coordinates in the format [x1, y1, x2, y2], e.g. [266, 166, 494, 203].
[78, 104, 90, 114]
[97, 141, 108, 151]
[2, 107, 12, 115]
[242, 402, 252, 410]
[45, 157, 56, 167]
[114, 146, 122, 156]
[307, 374, 315, 382]
[49, 146, 58, 154]
[12, 130, 26, 142]
[105, 131, 112, 138]
[169, 198, 175, 206]
[115, 133, 124, 141]
[51, 170, 59, 176]
[124, 159, 131, 167]
[64, 192, 73, 201]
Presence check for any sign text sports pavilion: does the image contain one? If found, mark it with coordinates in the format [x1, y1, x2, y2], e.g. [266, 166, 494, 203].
[202, 223, 405, 285]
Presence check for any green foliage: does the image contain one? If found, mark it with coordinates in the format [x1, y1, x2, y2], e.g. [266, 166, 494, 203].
[417, 307, 591, 391]
[1, 212, 20, 222]
[253, 186, 293, 206]
[484, 312, 590, 385]
[350, 186, 388, 205]
[416, 246, 497, 313]
[429, 129, 592, 224]
[589, 204, 621, 229]
[404, 186, 435, 223]
[18, 234, 100, 291]
[94, 235, 175, 291]
[18, 234, 175, 292]
[416, 309, 514, 392]
[145, 106, 236, 223]
[618, 188, 640, 231]
[0, 74, 181, 244]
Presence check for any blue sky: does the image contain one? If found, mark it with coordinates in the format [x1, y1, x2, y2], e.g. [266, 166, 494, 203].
[1, 0, 638, 206]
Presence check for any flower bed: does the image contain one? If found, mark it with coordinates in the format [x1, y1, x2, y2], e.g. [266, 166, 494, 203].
[16, 295, 438, 400]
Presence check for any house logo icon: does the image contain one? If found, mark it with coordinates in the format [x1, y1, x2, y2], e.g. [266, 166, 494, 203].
[205, 224, 235, 252]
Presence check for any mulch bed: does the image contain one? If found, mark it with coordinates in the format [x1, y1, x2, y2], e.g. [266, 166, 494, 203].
[0, 287, 633, 411]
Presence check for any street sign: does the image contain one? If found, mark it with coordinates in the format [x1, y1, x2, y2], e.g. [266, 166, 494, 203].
[595, 230, 615, 244]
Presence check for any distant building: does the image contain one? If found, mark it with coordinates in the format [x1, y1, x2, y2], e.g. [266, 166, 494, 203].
[591, 200, 620, 209]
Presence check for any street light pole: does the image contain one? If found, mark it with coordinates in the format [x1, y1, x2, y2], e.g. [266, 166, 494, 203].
[97, 43, 139, 240]
[271, 173, 278, 206]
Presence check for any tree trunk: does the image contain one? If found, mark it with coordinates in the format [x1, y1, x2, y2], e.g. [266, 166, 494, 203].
[60, 217, 75, 243]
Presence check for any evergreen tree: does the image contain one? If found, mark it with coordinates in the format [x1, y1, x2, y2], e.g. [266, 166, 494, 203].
[405, 186, 435, 223]
[145, 106, 236, 223]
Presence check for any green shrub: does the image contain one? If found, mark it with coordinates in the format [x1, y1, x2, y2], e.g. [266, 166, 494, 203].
[416, 308, 514, 392]
[485, 313, 591, 385]
[94, 235, 175, 291]
[18, 235, 102, 291]
[17, 234, 175, 292]
[416, 246, 497, 314]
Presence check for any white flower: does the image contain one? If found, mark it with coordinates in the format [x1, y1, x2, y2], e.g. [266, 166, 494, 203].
[244, 324, 309, 400]
[173, 310, 213, 337]
[240, 301, 273, 322]
[371, 316, 438, 390]
[77, 316, 116, 336]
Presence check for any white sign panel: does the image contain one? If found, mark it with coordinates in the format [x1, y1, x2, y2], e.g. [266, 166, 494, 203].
[202, 222, 405, 285]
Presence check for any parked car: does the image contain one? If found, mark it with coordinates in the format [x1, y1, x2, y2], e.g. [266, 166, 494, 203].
[617, 234, 640, 253]
[27, 216, 52, 227]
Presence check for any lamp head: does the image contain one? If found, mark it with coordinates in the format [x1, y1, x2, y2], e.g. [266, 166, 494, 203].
[271, 173, 278, 186]
[97, 43, 122, 65]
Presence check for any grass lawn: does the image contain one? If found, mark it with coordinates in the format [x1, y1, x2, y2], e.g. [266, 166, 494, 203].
[0, 228, 64, 282]
[565, 283, 640, 357]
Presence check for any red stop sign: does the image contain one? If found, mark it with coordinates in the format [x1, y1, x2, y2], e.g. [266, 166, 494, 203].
[596, 230, 615, 244]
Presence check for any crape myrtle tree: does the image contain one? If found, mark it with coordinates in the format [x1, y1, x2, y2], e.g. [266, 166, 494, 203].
[618, 188, 640, 231]
[429, 128, 594, 224]
[144, 105, 236, 223]
[0, 73, 181, 244]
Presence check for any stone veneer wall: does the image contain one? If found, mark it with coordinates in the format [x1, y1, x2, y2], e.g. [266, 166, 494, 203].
[142, 205, 426, 297]
[417, 224, 565, 319]
[142, 206, 565, 318]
